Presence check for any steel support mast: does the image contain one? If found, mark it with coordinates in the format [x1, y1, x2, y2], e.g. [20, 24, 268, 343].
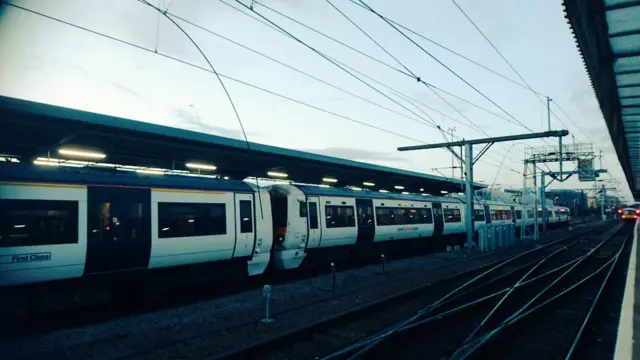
[398, 130, 569, 249]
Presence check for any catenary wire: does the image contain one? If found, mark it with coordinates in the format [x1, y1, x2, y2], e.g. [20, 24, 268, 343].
[218, 0, 523, 169]
[355, 0, 538, 136]
[324, 0, 520, 162]
[1, 0, 518, 175]
[248, 0, 531, 133]
[137, 0, 250, 149]
[230, 0, 482, 157]
[449, 0, 573, 134]
[167, 12, 466, 135]
[338, 0, 590, 150]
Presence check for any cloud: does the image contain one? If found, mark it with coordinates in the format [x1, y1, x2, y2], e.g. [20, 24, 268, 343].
[173, 106, 258, 139]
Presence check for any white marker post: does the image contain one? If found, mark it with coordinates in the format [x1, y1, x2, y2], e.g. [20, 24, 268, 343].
[261, 285, 274, 323]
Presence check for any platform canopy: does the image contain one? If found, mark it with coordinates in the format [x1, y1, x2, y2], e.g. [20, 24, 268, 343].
[0, 95, 485, 194]
[564, 0, 640, 197]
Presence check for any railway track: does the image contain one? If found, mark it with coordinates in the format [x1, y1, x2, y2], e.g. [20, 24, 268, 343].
[208, 222, 623, 360]
[3, 222, 592, 340]
[321, 223, 633, 360]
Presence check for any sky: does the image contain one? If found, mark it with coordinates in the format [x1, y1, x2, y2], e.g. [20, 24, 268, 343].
[0, 0, 632, 201]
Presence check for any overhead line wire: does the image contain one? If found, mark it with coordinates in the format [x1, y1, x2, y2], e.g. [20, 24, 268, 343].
[137, 0, 250, 149]
[449, 0, 573, 136]
[450, 0, 601, 152]
[324, 0, 417, 79]
[229, 0, 468, 152]
[167, 11, 460, 136]
[0, 3, 419, 148]
[221, 0, 521, 167]
[553, 102, 593, 143]
[344, 0, 545, 97]
[324, 0, 520, 162]
[1, 0, 517, 174]
[354, 0, 537, 136]
[249, 0, 528, 133]
[247, 0, 414, 79]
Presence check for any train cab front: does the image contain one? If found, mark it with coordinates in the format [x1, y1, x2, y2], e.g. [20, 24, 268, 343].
[620, 208, 639, 223]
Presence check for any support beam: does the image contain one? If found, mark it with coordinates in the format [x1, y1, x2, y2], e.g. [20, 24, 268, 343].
[398, 130, 568, 247]
[465, 143, 474, 249]
[398, 130, 568, 151]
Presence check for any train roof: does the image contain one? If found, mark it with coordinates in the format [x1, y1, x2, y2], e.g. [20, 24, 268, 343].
[0, 95, 486, 195]
[294, 184, 464, 204]
[0, 163, 254, 192]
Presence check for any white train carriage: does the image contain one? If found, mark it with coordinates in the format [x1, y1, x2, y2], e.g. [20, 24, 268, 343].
[267, 184, 467, 270]
[555, 206, 570, 224]
[0, 164, 272, 287]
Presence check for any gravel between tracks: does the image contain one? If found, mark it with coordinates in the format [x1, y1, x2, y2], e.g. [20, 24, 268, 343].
[0, 221, 606, 360]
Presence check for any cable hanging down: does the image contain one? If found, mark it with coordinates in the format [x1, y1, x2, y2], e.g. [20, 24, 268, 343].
[2, 0, 520, 175]
[224, 0, 522, 170]
[137, 0, 250, 150]
[230, 0, 461, 150]
[231, 0, 531, 139]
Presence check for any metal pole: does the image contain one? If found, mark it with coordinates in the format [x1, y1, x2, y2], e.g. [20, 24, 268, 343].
[459, 145, 464, 186]
[541, 172, 547, 233]
[601, 184, 606, 221]
[465, 143, 474, 249]
[546, 97, 552, 131]
[449, 127, 456, 179]
[559, 136, 563, 180]
[533, 162, 538, 241]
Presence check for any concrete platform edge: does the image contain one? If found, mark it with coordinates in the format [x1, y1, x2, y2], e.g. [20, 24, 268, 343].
[614, 220, 638, 360]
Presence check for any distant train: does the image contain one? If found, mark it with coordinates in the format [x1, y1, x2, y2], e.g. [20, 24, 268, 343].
[0, 164, 570, 287]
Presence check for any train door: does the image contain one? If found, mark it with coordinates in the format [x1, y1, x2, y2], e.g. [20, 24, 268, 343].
[355, 198, 375, 248]
[483, 205, 492, 224]
[233, 193, 255, 258]
[306, 197, 321, 250]
[510, 206, 516, 223]
[432, 202, 444, 237]
[85, 186, 151, 275]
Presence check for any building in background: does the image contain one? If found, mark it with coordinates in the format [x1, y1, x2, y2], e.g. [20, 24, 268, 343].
[546, 189, 588, 216]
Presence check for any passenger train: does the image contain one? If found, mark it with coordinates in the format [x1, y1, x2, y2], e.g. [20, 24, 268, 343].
[0, 164, 570, 288]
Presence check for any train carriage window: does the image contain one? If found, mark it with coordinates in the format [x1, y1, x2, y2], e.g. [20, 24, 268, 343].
[527, 209, 534, 218]
[443, 208, 462, 223]
[325, 205, 355, 228]
[240, 200, 253, 233]
[308, 202, 318, 229]
[515, 210, 523, 220]
[392, 208, 408, 225]
[270, 195, 287, 233]
[358, 205, 373, 227]
[91, 201, 145, 242]
[0, 199, 78, 247]
[491, 209, 512, 221]
[420, 208, 434, 224]
[474, 209, 485, 221]
[158, 202, 226, 238]
[377, 207, 433, 225]
[376, 207, 391, 226]
[407, 209, 419, 224]
[299, 201, 308, 218]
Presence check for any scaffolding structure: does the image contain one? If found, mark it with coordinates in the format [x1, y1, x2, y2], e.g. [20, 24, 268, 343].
[522, 142, 605, 240]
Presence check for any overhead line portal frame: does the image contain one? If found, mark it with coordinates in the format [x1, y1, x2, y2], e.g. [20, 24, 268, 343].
[398, 130, 569, 249]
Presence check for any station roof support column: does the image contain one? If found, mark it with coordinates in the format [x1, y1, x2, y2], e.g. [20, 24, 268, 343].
[398, 130, 569, 250]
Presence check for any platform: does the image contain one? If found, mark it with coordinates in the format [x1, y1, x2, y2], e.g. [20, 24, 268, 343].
[615, 220, 639, 360]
